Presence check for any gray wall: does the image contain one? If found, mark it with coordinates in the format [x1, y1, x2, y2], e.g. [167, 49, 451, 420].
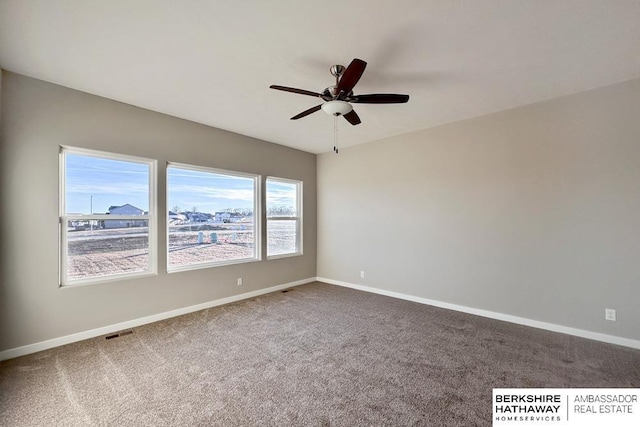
[318, 78, 640, 341]
[0, 71, 317, 352]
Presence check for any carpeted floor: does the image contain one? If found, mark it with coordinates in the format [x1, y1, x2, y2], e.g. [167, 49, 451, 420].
[1, 281, 639, 426]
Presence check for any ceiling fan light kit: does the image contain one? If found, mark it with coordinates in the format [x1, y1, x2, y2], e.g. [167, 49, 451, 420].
[321, 100, 352, 116]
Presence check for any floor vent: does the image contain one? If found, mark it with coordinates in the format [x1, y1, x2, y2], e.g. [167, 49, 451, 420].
[105, 330, 133, 340]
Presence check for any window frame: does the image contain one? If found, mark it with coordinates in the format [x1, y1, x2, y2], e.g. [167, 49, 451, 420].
[59, 146, 157, 287]
[266, 176, 303, 259]
[166, 162, 261, 273]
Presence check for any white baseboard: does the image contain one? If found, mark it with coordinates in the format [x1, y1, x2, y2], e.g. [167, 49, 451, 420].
[0, 277, 315, 362]
[317, 277, 640, 350]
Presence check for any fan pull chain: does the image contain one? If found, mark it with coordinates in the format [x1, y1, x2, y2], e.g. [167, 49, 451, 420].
[333, 114, 339, 154]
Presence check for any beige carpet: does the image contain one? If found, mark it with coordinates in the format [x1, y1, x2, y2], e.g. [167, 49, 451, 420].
[1, 282, 639, 426]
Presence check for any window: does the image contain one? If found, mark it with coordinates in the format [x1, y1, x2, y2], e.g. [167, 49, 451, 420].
[266, 177, 302, 258]
[167, 164, 260, 271]
[60, 147, 156, 285]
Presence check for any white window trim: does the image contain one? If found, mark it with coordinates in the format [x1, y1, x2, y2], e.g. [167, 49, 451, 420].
[59, 146, 157, 287]
[166, 162, 261, 273]
[266, 176, 303, 259]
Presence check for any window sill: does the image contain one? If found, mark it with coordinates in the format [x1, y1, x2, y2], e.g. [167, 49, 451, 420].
[167, 257, 261, 274]
[60, 271, 157, 288]
[266, 252, 303, 261]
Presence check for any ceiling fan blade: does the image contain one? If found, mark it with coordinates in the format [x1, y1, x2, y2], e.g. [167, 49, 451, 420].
[290, 104, 322, 120]
[270, 85, 322, 98]
[343, 110, 361, 125]
[336, 58, 367, 96]
[350, 94, 410, 104]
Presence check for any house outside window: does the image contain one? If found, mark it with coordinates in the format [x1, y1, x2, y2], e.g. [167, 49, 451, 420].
[103, 204, 148, 228]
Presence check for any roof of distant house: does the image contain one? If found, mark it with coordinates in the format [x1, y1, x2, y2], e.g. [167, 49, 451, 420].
[107, 203, 143, 213]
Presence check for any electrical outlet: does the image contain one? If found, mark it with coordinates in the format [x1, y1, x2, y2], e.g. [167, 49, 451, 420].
[237, 277, 243, 286]
[360, 271, 365, 279]
[605, 308, 616, 321]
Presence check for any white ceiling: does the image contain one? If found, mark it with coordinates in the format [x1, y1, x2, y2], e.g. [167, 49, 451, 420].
[1, 1, 639, 154]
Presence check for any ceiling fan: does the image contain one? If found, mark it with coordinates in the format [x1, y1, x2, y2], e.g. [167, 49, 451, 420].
[270, 58, 409, 126]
